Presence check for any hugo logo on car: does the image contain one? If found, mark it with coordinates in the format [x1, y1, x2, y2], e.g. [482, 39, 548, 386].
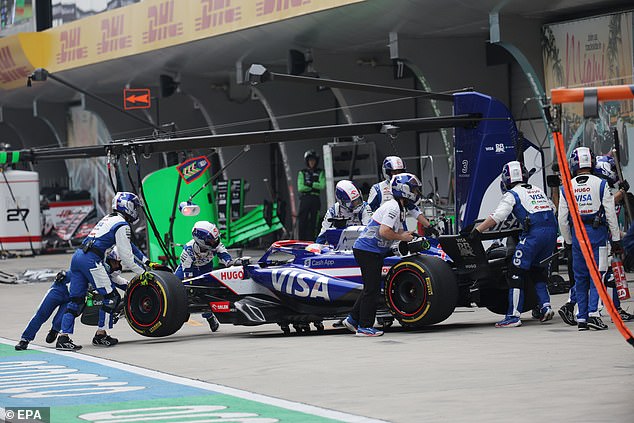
[218, 269, 244, 280]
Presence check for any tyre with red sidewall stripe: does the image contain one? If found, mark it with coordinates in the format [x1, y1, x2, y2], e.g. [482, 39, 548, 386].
[385, 255, 458, 327]
[124, 270, 189, 337]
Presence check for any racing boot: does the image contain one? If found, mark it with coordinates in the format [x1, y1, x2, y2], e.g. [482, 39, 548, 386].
[207, 314, 220, 332]
[540, 306, 555, 323]
[92, 334, 119, 347]
[578, 321, 589, 331]
[56, 335, 82, 351]
[587, 316, 608, 330]
[356, 327, 384, 337]
[558, 302, 576, 326]
[495, 316, 521, 328]
[14, 339, 29, 351]
[45, 330, 58, 344]
[342, 315, 358, 333]
[617, 307, 634, 321]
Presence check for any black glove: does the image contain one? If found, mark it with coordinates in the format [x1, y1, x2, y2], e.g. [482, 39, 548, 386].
[101, 290, 121, 314]
[619, 179, 630, 193]
[564, 242, 572, 252]
[54, 270, 67, 284]
[612, 240, 624, 256]
[425, 225, 440, 238]
[468, 228, 481, 242]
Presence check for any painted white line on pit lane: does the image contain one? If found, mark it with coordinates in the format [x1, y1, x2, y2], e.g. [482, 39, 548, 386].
[0, 337, 387, 423]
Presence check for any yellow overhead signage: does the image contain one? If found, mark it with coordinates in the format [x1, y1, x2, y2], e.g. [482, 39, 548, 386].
[44, 0, 366, 72]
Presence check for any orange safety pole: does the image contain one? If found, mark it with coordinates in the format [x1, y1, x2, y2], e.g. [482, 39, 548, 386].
[551, 84, 634, 104]
[553, 131, 634, 347]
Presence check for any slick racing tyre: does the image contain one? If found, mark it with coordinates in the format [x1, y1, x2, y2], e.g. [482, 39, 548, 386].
[479, 286, 538, 315]
[124, 271, 189, 337]
[385, 255, 458, 327]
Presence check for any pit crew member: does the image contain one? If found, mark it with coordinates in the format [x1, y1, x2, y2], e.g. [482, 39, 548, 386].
[559, 154, 633, 323]
[367, 156, 437, 236]
[315, 179, 372, 244]
[558, 147, 622, 331]
[344, 173, 422, 336]
[56, 192, 149, 351]
[472, 161, 557, 328]
[174, 221, 232, 332]
[297, 149, 326, 240]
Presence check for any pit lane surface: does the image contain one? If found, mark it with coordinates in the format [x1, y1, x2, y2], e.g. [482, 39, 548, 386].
[0, 253, 633, 422]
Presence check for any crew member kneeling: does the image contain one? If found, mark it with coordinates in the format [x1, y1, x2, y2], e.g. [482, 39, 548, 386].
[174, 221, 232, 332]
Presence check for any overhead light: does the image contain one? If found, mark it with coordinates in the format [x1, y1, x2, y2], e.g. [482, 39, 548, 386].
[179, 201, 200, 216]
[247, 64, 272, 85]
[380, 124, 399, 137]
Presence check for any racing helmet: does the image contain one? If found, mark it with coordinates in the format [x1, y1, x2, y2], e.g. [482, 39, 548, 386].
[391, 173, 422, 205]
[106, 246, 120, 262]
[570, 147, 595, 175]
[112, 192, 142, 224]
[382, 156, 406, 181]
[335, 180, 363, 213]
[104, 247, 121, 273]
[594, 155, 618, 185]
[501, 161, 528, 190]
[192, 221, 221, 250]
[304, 149, 319, 166]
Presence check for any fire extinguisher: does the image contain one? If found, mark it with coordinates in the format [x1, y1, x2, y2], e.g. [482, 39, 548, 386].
[611, 256, 631, 300]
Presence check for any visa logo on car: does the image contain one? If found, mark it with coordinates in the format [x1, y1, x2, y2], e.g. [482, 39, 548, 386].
[271, 269, 330, 301]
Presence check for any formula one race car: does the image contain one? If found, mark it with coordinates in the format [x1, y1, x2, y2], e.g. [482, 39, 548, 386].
[122, 226, 541, 337]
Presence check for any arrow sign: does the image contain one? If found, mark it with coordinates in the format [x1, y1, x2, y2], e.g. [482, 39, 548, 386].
[124, 88, 151, 110]
[177, 156, 210, 184]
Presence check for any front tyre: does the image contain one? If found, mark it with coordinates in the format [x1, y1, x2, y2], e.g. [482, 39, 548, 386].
[385, 255, 458, 327]
[125, 271, 189, 337]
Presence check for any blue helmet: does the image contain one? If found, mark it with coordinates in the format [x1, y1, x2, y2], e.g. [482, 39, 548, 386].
[570, 147, 594, 175]
[192, 221, 220, 250]
[112, 192, 142, 224]
[501, 161, 528, 189]
[104, 247, 121, 273]
[335, 180, 363, 212]
[594, 155, 618, 185]
[382, 156, 406, 181]
[391, 173, 422, 204]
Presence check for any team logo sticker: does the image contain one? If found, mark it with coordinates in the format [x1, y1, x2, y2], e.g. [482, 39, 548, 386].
[177, 156, 210, 184]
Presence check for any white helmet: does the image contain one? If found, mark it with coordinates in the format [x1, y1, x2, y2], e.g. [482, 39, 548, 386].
[192, 221, 221, 250]
[112, 192, 142, 224]
[382, 156, 406, 181]
[335, 180, 363, 212]
[106, 246, 120, 262]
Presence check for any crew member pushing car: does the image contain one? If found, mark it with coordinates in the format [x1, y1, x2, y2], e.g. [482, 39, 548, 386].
[343, 173, 422, 337]
[174, 220, 232, 332]
[472, 161, 558, 328]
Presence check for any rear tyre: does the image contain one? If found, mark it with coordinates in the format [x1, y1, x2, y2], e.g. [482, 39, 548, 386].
[385, 255, 458, 327]
[125, 271, 189, 337]
[480, 286, 538, 315]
